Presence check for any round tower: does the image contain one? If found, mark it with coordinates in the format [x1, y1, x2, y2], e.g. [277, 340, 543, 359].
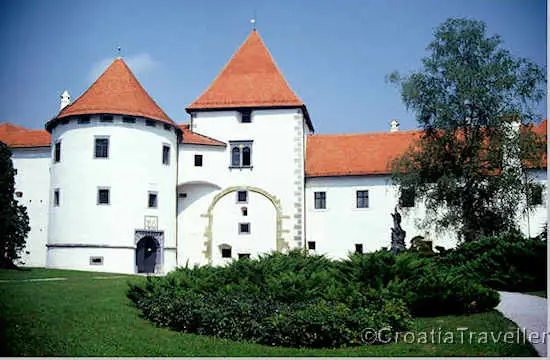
[45, 59, 181, 274]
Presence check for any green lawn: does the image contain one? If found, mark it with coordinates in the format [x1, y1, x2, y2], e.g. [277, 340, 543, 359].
[0, 268, 538, 357]
[523, 290, 547, 298]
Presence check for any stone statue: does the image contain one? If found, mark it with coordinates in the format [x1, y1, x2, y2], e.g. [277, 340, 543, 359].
[391, 207, 406, 254]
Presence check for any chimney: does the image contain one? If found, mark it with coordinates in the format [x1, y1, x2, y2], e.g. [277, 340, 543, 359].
[390, 119, 399, 132]
[60, 90, 71, 110]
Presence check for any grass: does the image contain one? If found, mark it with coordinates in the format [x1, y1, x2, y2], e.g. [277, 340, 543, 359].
[0, 268, 538, 357]
[523, 290, 547, 298]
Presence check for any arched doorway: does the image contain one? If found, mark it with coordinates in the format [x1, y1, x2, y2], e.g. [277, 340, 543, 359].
[136, 236, 159, 273]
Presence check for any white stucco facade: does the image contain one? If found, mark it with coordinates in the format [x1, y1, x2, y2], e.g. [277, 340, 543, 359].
[45, 115, 178, 274]
[12, 147, 51, 267]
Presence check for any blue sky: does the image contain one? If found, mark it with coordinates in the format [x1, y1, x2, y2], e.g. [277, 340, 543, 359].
[0, 0, 546, 134]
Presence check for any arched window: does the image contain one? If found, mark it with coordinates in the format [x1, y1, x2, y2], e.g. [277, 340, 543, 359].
[231, 147, 240, 167]
[229, 141, 253, 168]
[242, 146, 251, 166]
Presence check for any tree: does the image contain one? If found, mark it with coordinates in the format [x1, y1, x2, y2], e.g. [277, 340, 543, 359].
[0, 141, 30, 268]
[388, 18, 546, 242]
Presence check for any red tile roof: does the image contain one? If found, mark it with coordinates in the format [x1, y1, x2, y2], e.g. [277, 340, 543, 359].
[179, 124, 226, 146]
[0, 122, 51, 148]
[186, 30, 313, 131]
[46, 58, 175, 131]
[306, 130, 422, 177]
[306, 122, 548, 177]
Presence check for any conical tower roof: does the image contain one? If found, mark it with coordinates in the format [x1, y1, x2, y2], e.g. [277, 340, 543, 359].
[47, 58, 175, 131]
[186, 30, 313, 130]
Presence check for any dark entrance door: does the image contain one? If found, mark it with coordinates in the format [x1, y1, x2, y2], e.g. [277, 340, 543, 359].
[136, 236, 158, 273]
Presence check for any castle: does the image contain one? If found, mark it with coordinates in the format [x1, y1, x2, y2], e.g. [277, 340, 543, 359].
[1, 30, 547, 274]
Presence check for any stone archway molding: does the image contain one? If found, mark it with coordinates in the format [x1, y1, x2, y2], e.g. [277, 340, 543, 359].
[201, 186, 290, 264]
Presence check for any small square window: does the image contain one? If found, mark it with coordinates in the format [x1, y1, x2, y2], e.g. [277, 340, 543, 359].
[238, 253, 250, 259]
[54, 141, 61, 162]
[148, 193, 158, 208]
[54, 189, 60, 206]
[307, 241, 316, 250]
[194, 154, 203, 167]
[221, 247, 232, 258]
[240, 110, 251, 123]
[162, 145, 170, 165]
[122, 116, 136, 123]
[356, 190, 369, 208]
[241, 207, 248, 216]
[528, 183, 544, 206]
[97, 188, 110, 205]
[314, 192, 326, 209]
[90, 256, 104, 265]
[355, 244, 363, 254]
[77, 116, 90, 124]
[15, 191, 23, 198]
[95, 138, 109, 158]
[239, 223, 250, 234]
[145, 119, 156, 127]
[400, 188, 415, 208]
[100, 115, 113, 122]
[163, 124, 171, 131]
[14, 169, 17, 175]
[237, 190, 248, 203]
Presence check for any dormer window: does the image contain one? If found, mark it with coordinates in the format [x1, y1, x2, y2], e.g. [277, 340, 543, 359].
[240, 110, 252, 123]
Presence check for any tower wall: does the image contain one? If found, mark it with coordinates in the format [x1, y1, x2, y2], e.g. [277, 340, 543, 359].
[47, 115, 178, 273]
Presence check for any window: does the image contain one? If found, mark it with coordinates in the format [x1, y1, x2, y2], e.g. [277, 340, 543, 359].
[229, 141, 253, 168]
[240, 110, 251, 123]
[100, 115, 113, 122]
[148, 192, 158, 208]
[90, 256, 104, 265]
[194, 154, 203, 167]
[14, 169, 17, 175]
[400, 188, 415, 208]
[307, 241, 316, 250]
[237, 190, 248, 203]
[97, 188, 110, 205]
[314, 192, 326, 209]
[54, 189, 60, 206]
[77, 115, 90, 124]
[238, 253, 250, 259]
[60, 119, 70, 125]
[222, 246, 231, 258]
[163, 124, 171, 131]
[54, 141, 61, 162]
[356, 190, 369, 208]
[355, 244, 363, 254]
[145, 119, 156, 127]
[241, 207, 248, 216]
[15, 191, 22, 198]
[122, 116, 136, 123]
[162, 145, 170, 165]
[528, 183, 544, 206]
[239, 223, 250, 234]
[94, 137, 109, 158]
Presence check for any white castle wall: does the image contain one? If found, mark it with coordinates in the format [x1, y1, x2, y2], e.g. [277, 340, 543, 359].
[178, 108, 307, 266]
[47, 115, 178, 274]
[12, 147, 51, 267]
[305, 171, 547, 259]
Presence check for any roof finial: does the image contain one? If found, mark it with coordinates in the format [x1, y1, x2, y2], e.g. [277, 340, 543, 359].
[250, 18, 256, 31]
[116, 46, 122, 59]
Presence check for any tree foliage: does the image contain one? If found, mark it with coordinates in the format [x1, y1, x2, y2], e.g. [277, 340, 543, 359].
[389, 18, 546, 242]
[0, 141, 30, 268]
